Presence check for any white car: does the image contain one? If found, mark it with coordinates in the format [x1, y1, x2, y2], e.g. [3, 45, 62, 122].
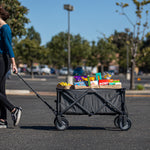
[59, 67, 68, 75]
[59, 67, 73, 75]
[40, 65, 50, 75]
[27, 66, 41, 75]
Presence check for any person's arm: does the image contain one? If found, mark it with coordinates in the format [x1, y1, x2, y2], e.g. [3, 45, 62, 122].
[2, 26, 18, 73]
[11, 57, 18, 73]
[2, 26, 15, 58]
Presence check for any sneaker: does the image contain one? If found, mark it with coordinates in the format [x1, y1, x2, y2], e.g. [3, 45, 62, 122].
[0, 120, 8, 128]
[11, 107, 22, 126]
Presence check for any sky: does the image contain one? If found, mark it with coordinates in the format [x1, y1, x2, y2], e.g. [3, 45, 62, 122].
[18, 0, 150, 45]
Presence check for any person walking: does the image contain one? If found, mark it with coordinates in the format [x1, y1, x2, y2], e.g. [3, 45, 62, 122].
[0, 5, 22, 128]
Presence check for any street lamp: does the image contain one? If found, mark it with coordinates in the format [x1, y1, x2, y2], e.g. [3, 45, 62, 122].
[125, 28, 130, 80]
[64, 4, 74, 83]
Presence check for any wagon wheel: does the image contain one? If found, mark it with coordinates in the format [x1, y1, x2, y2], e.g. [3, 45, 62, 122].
[54, 116, 69, 131]
[119, 118, 132, 131]
[114, 116, 119, 128]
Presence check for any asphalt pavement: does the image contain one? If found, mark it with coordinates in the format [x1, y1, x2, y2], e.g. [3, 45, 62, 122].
[0, 74, 149, 150]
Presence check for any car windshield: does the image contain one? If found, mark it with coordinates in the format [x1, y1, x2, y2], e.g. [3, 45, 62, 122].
[75, 67, 82, 71]
[62, 68, 67, 70]
[31, 66, 36, 69]
[40, 66, 45, 69]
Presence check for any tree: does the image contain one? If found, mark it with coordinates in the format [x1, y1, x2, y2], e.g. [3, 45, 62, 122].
[116, 0, 150, 89]
[38, 46, 52, 65]
[96, 37, 117, 73]
[1, 0, 30, 38]
[26, 26, 41, 44]
[86, 41, 98, 68]
[14, 26, 45, 77]
[46, 32, 68, 68]
[137, 35, 150, 72]
[15, 38, 42, 78]
[15, 38, 40, 67]
[112, 31, 132, 73]
[46, 32, 91, 69]
[71, 34, 91, 68]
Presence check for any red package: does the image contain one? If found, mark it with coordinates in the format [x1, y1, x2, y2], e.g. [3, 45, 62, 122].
[99, 79, 109, 85]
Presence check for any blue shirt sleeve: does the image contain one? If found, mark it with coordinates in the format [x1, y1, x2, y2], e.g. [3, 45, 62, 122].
[2, 25, 15, 58]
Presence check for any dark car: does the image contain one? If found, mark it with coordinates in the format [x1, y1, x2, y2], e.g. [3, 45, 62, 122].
[19, 67, 27, 73]
[50, 68, 56, 74]
[73, 67, 85, 76]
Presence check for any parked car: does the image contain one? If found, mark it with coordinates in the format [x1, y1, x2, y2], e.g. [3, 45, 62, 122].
[18, 67, 27, 73]
[108, 70, 115, 76]
[138, 71, 143, 75]
[59, 67, 73, 75]
[50, 68, 56, 74]
[40, 65, 50, 75]
[73, 67, 85, 76]
[59, 67, 67, 75]
[27, 66, 41, 75]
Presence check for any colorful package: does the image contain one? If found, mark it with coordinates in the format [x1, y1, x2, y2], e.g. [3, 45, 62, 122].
[74, 76, 87, 82]
[99, 79, 109, 85]
[90, 80, 98, 86]
[74, 81, 88, 86]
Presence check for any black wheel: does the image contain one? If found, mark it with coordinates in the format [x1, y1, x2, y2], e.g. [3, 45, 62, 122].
[54, 117, 69, 131]
[119, 118, 132, 131]
[114, 116, 119, 128]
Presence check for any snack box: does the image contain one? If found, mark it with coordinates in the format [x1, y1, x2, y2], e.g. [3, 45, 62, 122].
[81, 76, 95, 81]
[74, 81, 88, 86]
[99, 84, 122, 89]
[98, 79, 109, 85]
[109, 82, 116, 85]
[74, 76, 87, 82]
[115, 82, 121, 85]
[90, 80, 98, 86]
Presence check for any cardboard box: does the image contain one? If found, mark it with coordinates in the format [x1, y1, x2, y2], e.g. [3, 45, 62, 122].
[99, 84, 122, 89]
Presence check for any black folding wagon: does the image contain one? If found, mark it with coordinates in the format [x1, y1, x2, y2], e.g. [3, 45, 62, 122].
[16, 73, 132, 131]
[54, 88, 132, 131]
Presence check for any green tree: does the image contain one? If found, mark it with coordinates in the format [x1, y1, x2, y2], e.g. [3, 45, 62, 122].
[112, 31, 132, 73]
[26, 26, 41, 44]
[137, 35, 150, 72]
[86, 41, 98, 68]
[14, 26, 46, 77]
[15, 38, 42, 78]
[116, 0, 150, 89]
[96, 37, 116, 73]
[71, 34, 91, 68]
[15, 38, 40, 67]
[46, 32, 91, 69]
[46, 32, 68, 68]
[38, 46, 52, 65]
[1, 0, 30, 37]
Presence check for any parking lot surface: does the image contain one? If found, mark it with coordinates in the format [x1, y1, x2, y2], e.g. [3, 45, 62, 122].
[0, 75, 149, 150]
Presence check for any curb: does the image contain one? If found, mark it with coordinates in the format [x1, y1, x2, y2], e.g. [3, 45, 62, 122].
[6, 90, 56, 96]
[126, 90, 150, 94]
[6, 89, 30, 95]
[6, 89, 150, 96]
[22, 78, 47, 81]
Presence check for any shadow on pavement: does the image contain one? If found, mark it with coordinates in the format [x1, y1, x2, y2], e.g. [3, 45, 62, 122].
[20, 125, 121, 131]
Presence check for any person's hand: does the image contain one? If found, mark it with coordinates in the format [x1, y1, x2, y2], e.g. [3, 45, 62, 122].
[12, 64, 18, 74]
[11, 58, 18, 73]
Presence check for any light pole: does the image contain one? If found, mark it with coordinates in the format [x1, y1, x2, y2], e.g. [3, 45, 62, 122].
[64, 4, 74, 83]
[125, 28, 130, 80]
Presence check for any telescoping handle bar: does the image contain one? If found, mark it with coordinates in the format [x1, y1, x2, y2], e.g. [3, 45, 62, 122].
[15, 72, 56, 115]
